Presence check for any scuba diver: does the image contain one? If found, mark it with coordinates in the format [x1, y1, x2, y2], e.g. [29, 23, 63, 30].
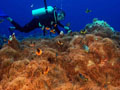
[1, 0, 71, 36]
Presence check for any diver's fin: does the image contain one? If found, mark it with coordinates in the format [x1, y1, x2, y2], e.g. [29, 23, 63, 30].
[0, 9, 8, 17]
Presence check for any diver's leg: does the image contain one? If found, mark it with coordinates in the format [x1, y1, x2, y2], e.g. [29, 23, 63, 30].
[9, 18, 40, 33]
[54, 26, 60, 34]
[50, 32, 52, 37]
[43, 29, 45, 36]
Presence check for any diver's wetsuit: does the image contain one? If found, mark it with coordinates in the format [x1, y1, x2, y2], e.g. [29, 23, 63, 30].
[10, 12, 64, 35]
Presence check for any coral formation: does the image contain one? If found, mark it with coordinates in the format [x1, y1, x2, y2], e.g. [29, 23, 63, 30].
[0, 19, 120, 90]
[84, 18, 116, 38]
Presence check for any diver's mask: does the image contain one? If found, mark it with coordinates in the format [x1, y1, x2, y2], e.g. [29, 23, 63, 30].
[57, 12, 65, 21]
[54, 8, 65, 21]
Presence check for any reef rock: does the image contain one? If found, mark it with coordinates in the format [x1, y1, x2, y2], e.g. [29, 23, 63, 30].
[0, 21, 120, 89]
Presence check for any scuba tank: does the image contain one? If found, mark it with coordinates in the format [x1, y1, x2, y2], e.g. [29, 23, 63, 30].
[32, 6, 54, 17]
[32, 0, 64, 18]
[32, 0, 54, 17]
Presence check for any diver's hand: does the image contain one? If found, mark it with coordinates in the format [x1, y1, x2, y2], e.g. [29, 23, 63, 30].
[64, 26, 70, 30]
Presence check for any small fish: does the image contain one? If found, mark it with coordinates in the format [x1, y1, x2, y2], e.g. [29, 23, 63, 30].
[45, 27, 50, 30]
[3, 38, 7, 42]
[79, 73, 88, 81]
[30, 42, 35, 47]
[8, 35, 12, 41]
[54, 24, 57, 27]
[0, 19, 4, 23]
[57, 40, 63, 46]
[85, 8, 92, 13]
[56, 53, 58, 57]
[43, 67, 49, 75]
[30, 4, 34, 8]
[83, 45, 89, 52]
[80, 29, 87, 34]
[50, 29, 56, 34]
[11, 33, 16, 39]
[36, 48, 42, 56]
[66, 22, 71, 27]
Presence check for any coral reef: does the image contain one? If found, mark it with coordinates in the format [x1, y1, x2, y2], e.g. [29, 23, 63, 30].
[84, 18, 116, 38]
[0, 20, 120, 90]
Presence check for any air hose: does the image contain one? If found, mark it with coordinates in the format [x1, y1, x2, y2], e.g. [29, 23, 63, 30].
[44, 0, 48, 13]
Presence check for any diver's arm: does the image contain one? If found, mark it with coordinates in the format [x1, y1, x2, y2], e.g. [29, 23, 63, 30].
[57, 21, 72, 34]
[57, 21, 70, 30]
[57, 21, 64, 28]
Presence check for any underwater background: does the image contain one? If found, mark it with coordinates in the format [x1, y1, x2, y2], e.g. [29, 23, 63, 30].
[0, 0, 120, 89]
[0, 0, 120, 37]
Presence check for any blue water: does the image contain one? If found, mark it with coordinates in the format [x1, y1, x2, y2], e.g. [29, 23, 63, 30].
[0, 0, 120, 37]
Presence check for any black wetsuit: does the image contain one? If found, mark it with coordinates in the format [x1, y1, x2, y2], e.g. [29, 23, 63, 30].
[10, 12, 64, 35]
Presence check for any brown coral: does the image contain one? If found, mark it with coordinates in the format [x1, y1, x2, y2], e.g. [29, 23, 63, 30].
[0, 32, 120, 90]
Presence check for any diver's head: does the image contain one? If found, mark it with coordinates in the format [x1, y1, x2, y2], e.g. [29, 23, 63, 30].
[57, 11, 65, 21]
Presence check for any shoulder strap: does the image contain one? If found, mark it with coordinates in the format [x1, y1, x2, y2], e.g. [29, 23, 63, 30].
[53, 7, 57, 24]
[44, 0, 48, 14]
[44, 0, 47, 10]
